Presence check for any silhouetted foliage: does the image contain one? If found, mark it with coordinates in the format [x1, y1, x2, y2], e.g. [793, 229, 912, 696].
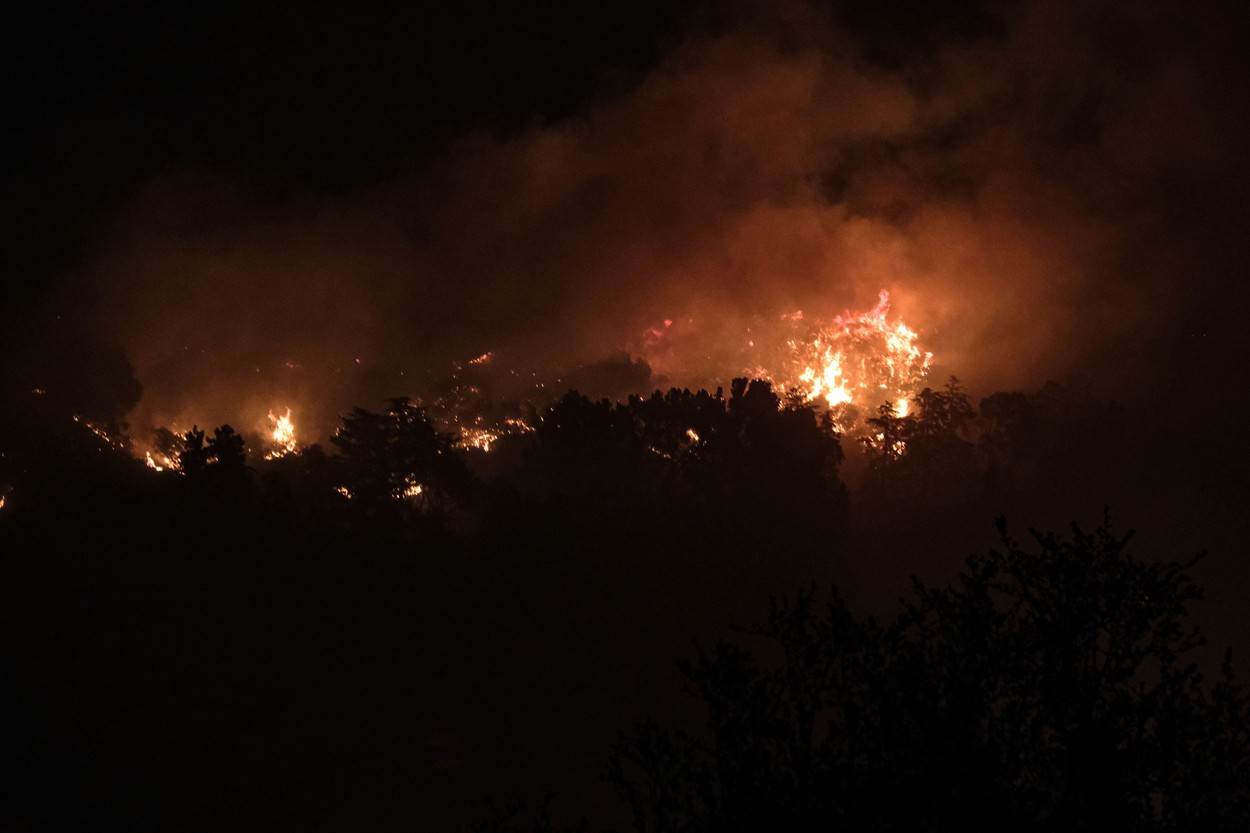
[607, 520, 1250, 832]
[859, 377, 978, 511]
[0, 373, 1244, 832]
[468, 797, 589, 833]
[862, 400, 914, 465]
[178, 426, 209, 477]
[504, 379, 846, 582]
[330, 397, 471, 512]
[207, 424, 247, 468]
[978, 381, 1128, 508]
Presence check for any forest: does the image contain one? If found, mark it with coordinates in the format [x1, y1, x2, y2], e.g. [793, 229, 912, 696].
[2, 365, 1247, 831]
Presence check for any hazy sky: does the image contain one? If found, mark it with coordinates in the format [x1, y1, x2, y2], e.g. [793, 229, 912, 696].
[5, 1, 1247, 439]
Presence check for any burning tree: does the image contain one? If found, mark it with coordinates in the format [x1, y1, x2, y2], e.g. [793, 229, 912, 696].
[784, 289, 932, 423]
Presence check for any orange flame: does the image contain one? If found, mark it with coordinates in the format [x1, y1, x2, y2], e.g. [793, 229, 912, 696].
[785, 290, 932, 423]
[265, 408, 298, 459]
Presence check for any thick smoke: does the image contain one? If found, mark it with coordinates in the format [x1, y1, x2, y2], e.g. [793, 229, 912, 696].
[80, 1, 1248, 443]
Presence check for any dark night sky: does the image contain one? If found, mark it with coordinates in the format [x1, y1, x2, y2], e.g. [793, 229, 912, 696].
[3, 2, 679, 287]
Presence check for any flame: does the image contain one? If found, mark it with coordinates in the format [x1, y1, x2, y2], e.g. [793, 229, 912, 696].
[115, 291, 927, 475]
[144, 449, 182, 472]
[397, 475, 423, 500]
[784, 290, 932, 424]
[265, 408, 298, 459]
[456, 416, 533, 453]
[72, 415, 127, 451]
[459, 426, 499, 452]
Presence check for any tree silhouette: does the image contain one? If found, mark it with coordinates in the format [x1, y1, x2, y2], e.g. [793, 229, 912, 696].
[207, 425, 246, 468]
[330, 397, 471, 511]
[3, 368, 1246, 832]
[608, 520, 1250, 832]
[506, 380, 847, 580]
[178, 426, 209, 477]
[862, 400, 914, 465]
[859, 377, 979, 512]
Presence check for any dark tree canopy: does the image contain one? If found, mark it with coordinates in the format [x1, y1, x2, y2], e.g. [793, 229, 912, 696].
[0, 374, 1245, 832]
[330, 397, 472, 513]
[607, 520, 1250, 832]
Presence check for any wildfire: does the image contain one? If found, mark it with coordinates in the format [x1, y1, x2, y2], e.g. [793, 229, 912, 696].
[72, 415, 128, 452]
[112, 292, 928, 477]
[784, 290, 932, 424]
[397, 475, 423, 500]
[144, 450, 181, 472]
[459, 426, 499, 452]
[455, 416, 533, 453]
[265, 408, 298, 459]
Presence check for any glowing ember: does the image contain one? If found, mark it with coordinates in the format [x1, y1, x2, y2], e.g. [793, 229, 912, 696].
[73, 415, 128, 451]
[397, 475, 423, 500]
[335, 486, 353, 500]
[686, 428, 701, 443]
[265, 408, 298, 459]
[454, 416, 533, 453]
[459, 426, 499, 452]
[784, 290, 932, 423]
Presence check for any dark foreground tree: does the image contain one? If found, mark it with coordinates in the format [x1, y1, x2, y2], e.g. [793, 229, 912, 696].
[607, 520, 1250, 833]
[330, 397, 471, 512]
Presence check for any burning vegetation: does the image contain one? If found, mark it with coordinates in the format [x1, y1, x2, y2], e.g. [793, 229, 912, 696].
[785, 290, 931, 419]
[31, 288, 936, 480]
[264, 408, 298, 459]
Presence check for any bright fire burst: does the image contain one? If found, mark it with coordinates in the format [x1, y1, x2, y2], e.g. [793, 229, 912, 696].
[785, 290, 932, 422]
[144, 450, 178, 472]
[265, 408, 298, 459]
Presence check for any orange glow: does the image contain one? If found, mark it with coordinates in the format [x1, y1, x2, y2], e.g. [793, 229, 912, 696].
[455, 416, 533, 453]
[264, 408, 298, 459]
[397, 475, 423, 500]
[782, 290, 932, 426]
[458, 424, 499, 452]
